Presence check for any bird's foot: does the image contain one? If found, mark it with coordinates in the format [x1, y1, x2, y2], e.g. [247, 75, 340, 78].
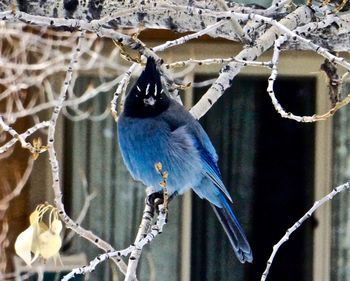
[146, 190, 164, 213]
[146, 191, 178, 214]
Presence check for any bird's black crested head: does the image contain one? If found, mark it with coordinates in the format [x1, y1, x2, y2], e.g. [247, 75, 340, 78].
[123, 57, 170, 118]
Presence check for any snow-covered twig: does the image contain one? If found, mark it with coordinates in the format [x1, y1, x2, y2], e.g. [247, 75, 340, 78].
[2, 10, 134, 47]
[261, 181, 350, 281]
[266, 20, 350, 122]
[0, 116, 34, 153]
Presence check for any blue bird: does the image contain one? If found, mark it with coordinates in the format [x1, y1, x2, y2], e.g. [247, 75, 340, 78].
[117, 57, 253, 263]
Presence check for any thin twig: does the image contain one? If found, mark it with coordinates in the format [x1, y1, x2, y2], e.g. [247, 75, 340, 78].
[44, 30, 127, 274]
[261, 181, 350, 281]
[0, 121, 50, 154]
[63, 170, 97, 246]
[0, 116, 34, 153]
[111, 63, 138, 121]
[153, 19, 231, 53]
[61, 203, 167, 281]
[0, 158, 34, 207]
[266, 22, 350, 122]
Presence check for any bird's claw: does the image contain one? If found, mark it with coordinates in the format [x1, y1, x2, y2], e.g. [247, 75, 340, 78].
[146, 191, 178, 214]
[146, 191, 164, 214]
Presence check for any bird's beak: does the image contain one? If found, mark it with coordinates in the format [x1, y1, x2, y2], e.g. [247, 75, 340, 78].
[143, 97, 156, 106]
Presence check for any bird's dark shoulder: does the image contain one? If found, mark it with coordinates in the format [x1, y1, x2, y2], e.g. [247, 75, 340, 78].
[157, 99, 197, 132]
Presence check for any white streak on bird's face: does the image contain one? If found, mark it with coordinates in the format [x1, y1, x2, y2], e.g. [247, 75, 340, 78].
[160, 89, 164, 94]
[143, 97, 156, 106]
[137, 86, 141, 92]
[154, 84, 157, 96]
[145, 83, 150, 96]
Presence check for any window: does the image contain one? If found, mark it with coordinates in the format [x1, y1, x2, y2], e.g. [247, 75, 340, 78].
[191, 75, 315, 281]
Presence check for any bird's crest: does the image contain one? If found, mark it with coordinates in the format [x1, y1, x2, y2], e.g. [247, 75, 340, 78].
[135, 57, 163, 100]
[123, 57, 170, 118]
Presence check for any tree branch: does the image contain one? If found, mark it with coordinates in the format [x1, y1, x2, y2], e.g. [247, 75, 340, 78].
[261, 181, 350, 281]
[44, 30, 128, 274]
[190, 6, 313, 119]
[61, 203, 167, 281]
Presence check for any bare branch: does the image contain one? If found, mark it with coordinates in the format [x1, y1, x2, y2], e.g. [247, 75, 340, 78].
[44, 30, 127, 274]
[190, 6, 313, 119]
[124, 200, 155, 281]
[0, 121, 50, 154]
[261, 181, 350, 281]
[61, 203, 167, 281]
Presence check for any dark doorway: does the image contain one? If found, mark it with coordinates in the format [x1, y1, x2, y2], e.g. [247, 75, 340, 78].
[191, 76, 315, 281]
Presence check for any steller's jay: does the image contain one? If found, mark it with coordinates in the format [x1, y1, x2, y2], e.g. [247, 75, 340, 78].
[117, 57, 253, 263]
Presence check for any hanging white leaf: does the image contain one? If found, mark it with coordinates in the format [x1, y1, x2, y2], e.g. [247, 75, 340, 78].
[14, 225, 35, 266]
[38, 230, 62, 260]
[50, 219, 63, 235]
[14, 204, 63, 265]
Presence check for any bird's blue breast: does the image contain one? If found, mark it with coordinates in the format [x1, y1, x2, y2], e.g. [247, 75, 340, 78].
[117, 114, 203, 195]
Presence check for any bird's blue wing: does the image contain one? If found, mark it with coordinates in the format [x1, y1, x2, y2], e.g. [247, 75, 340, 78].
[160, 99, 232, 202]
[189, 122, 233, 203]
[189, 125, 253, 263]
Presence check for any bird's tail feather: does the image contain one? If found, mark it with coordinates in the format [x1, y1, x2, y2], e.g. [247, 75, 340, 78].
[211, 194, 253, 263]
